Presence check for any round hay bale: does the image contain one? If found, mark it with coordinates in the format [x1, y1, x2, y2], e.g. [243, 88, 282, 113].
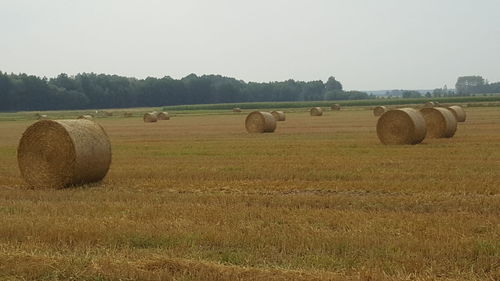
[447, 105, 466, 122]
[376, 108, 426, 145]
[373, 106, 388, 117]
[419, 107, 457, 138]
[233, 108, 242, 113]
[104, 111, 113, 117]
[17, 119, 112, 189]
[245, 111, 277, 133]
[310, 107, 323, 116]
[143, 113, 158, 123]
[123, 112, 133, 118]
[157, 112, 170, 120]
[424, 101, 436, 108]
[77, 115, 93, 120]
[331, 104, 341, 111]
[271, 111, 286, 121]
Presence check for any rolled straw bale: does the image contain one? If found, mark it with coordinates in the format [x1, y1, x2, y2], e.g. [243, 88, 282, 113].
[157, 112, 170, 120]
[331, 104, 341, 111]
[310, 107, 323, 116]
[424, 101, 436, 108]
[245, 111, 276, 133]
[419, 107, 457, 138]
[271, 111, 286, 121]
[123, 112, 133, 117]
[233, 108, 242, 113]
[373, 106, 388, 117]
[104, 111, 113, 117]
[143, 113, 158, 123]
[376, 108, 426, 145]
[17, 119, 111, 189]
[447, 105, 466, 122]
[77, 115, 93, 120]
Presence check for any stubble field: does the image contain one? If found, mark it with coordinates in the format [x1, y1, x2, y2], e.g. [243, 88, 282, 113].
[0, 107, 499, 281]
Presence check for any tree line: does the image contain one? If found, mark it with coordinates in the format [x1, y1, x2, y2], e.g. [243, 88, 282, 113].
[0, 71, 373, 111]
[455, 76, 500, 95]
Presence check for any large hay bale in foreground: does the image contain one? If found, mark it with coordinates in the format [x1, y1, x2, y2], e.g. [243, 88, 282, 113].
[373, 106, 388, 117]
[157, 112, 170, 120]
[271, 111, 286, 121]
[424, 101, 436, 108]
[17, 119, 112, 189]
[77, 115, 93, 120]
[331, 104, 341, 111]
[420, 107, 457, 138]
[143, 113, 158, 123]
[233, 108, 242, 113]
[376, 108, 426, 145]
[245, 111, 276, 133]
[447, 105, 466, 122]
[310, 107, 323, 116]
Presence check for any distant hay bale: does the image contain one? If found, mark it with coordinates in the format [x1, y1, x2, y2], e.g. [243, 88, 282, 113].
[310, 107, 323, 116]
[245, 111, 277, 133]
[420, 107, 457, 138]
[376, 108, 426, 145]
[77, 115, 93, 120]
[104, 111, 113, 117]
[373, 106, 388, 117]
[17, 119, 112, 189]
[447, 105, 466, 122]
[157, 112, 170, 120]
[271, 111, 286, 121]
[331, 104, 341, 111]
[233, 108, 242, 113]
[123, 112, 133, 117]
[37, 115, 49, 120]
[143, 113, 158, 123]
[424, 101, 436, 108]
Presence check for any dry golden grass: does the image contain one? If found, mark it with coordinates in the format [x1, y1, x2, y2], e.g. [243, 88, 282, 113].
[0, 107, 499, 281]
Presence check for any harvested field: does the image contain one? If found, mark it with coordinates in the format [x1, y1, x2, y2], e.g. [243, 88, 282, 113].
[0, 107, 499, 281]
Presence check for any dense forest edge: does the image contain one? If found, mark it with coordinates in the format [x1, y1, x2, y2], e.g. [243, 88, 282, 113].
[1, 71, 499, 111]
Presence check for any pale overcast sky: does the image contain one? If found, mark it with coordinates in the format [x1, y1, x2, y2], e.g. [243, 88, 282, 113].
[0, 0, 499, 90]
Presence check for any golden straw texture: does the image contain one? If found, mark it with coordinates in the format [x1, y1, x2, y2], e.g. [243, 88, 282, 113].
[331, 104, 341, 111]
[245, 111, 277, 133]
[424, 101, 436, 108]
[376, 108, 426, 145]
[373, 106, 388, 117]
[420, 107, 457, 138]
[17, 119, 112, 189]
[447, 105, 466, 122]
[310, 107, 323, 116]
[157, 112, 170, 120]
[271, 111, 286, 121]
[143, 113, 158, 123]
